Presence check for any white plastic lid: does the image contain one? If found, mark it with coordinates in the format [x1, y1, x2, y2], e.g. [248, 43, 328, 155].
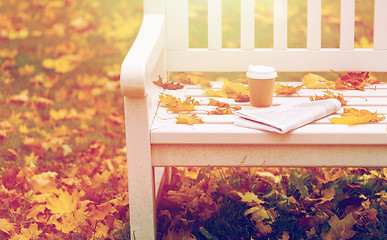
[246, 65, 277, 79]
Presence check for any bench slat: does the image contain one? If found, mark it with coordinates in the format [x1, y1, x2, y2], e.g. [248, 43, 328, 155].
[241, 0, 255, 50]
[152, 144, 387, 167]
[273, 0, 288, 49]
[166, 49, 387, 72]
[192, 96, 387, 106]
[307, 0, 321, 50]
[208, 0, 222, 50]
[374, 0, 387, 50]
[185, 87, 387, 98]
[340, 0, 355, 50]
[166, 0, 188, 50]
[151, 123, 387, 144]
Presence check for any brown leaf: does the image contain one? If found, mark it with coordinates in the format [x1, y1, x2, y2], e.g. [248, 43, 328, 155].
[153, 75, 184, 90]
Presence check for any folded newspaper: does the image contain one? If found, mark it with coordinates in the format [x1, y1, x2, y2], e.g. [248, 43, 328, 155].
[234, 99, 341, 134]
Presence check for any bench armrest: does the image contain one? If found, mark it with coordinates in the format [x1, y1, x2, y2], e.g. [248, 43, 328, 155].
[120, 14, 165, 97]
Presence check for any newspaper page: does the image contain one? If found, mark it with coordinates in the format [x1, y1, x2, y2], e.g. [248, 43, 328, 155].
[234, 99, 341, 134]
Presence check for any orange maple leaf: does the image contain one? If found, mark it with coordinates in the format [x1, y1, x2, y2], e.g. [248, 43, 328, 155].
[274, 83, 302, 96]
[208, 98, 241, 111]
[208, 108, 233, 115]
[309, 90, 347, 107]
[334, 72, 369, 91]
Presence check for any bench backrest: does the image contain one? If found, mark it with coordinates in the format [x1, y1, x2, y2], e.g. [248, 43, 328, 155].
[147, 0, 387, 73]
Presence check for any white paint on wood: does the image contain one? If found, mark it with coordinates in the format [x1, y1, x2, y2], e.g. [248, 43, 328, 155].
[166, 0, 188, 50]
[166, 48, 387, 72]
[340, 0, 355, 50]
[121, 14, 165, 97]
[307, 0, 321, 49]
[208, 0, 222, 49]
[273, 0, 288, 49]
[374, 0, 387, 50]
[241, 0, 255, 49]
[124, 97, 156, 240]
[152, 144, 387, 167]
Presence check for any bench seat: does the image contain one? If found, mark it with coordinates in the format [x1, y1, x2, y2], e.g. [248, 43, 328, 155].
[150, 81, 387, 168]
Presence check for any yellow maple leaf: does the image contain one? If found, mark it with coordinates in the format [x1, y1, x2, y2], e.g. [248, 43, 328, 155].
[49, 213, 79, 234]
[46, 190, 78, 214]
[237, 191, 265, 206]
[329, 108, 385, 125]
[301, 73, 334, 89]
[26, 204, 47, 222]
[176, 114, 203, 125]
[244, 205, 273, 237]
[19, 223, 42, 239]
[171, 72, 212, 88]
[0, 218, 15, 235]
[159, 94, 198, 113]
[322, 213, 356, 240]
[94, 222, 110, 238]
[205, 80, 249, 102]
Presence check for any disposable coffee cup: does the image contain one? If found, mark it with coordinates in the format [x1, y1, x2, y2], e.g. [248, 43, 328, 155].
[246, 65, 277, 107]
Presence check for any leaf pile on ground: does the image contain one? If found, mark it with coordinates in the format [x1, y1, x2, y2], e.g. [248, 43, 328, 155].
[0, 0, 142, 238]
[157, 167, 387, 240]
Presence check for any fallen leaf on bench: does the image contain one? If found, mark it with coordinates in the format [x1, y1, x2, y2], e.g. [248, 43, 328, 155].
[153, 75, 184, 90]
[171, 72, 212, 88]
[176, 114, 203, 125]
[208, 108, 233, 115]
[208, 98, 241, 113]
[329, 108, 385, 125]
[274, 83, 302, 95]
[309, 90, 347, 107]
[159, 93, 198, 113]
[205, 80, 250, 102]
[301, 73, 334, 89]
[334, 72, 368, 91]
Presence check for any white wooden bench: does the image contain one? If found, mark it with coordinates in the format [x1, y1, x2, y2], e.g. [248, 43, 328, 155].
[120, 0, 387, 239]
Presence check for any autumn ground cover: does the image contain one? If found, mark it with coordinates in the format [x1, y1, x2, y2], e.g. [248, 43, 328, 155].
[0, 0, 141, 238]
[1, 0, 387, 239]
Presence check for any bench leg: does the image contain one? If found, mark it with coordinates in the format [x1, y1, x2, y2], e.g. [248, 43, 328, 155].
[124, 97, 156, 240]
